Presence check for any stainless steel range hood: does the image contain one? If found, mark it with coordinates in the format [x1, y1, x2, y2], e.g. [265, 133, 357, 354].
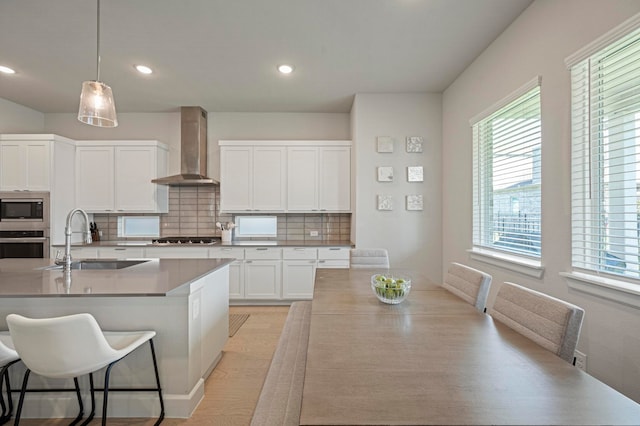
[152, 106, 219, 186]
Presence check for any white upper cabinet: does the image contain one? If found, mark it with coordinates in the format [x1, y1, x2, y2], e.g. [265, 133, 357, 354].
[76, 145, 114, 211]
[287, 147, 319, 211]
[219, 143, 286, 212]
[220, 140, 351, 213]
[287, 144, 351, 212]
[76, 141, 168, 213]
[0, 138, 51, 191]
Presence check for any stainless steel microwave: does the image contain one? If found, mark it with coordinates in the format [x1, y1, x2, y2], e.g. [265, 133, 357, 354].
[0, 192, 49, 223]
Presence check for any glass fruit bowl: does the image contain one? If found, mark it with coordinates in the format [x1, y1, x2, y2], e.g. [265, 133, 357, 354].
[371, 273, 412, 304]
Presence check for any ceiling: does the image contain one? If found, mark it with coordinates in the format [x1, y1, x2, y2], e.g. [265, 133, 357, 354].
[0, 0, 532, 114]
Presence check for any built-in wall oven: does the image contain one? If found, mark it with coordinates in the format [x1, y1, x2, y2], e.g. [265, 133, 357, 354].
[0, 192, 50, 259]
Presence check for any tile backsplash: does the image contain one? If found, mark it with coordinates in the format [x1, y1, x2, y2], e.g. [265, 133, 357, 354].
[94, 186, 351, 241]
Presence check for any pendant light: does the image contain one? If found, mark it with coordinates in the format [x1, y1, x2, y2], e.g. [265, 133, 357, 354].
[78, 0, 118, 127]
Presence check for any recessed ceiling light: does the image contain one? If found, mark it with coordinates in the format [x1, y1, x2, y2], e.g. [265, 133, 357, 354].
[135, 65, 153, 74]
[277, 64, 294, 74]
[0, 65, 16, 74]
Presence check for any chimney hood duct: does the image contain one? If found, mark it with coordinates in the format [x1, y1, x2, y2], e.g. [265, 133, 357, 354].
[152, 106, 219, 186]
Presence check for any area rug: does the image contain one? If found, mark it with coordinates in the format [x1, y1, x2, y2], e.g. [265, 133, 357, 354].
[229, 313, 250, 337]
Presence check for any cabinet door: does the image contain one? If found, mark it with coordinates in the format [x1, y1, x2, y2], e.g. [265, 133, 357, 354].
[228, 261, 244, 299]
[0, 141, 50, 190]
[245, 260, 281, 299]
[287, 147, 319, 211]
[115, 146, 158, 212]
[253, 146, 286, 211]
[210, 247, 246, 299]
[319, 147, 351, 211]
[220, 146, 252, 211]
[282, 260, 317, 299]
[76, 146, 115, 212]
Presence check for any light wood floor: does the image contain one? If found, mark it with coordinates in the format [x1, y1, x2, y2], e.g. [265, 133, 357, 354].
[17, 305, 290, 426]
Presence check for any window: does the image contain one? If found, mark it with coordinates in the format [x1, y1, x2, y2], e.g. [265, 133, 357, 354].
[570, 26, 640, 279]
[117, 216, 159, 238]
[471, 79, 542, 258]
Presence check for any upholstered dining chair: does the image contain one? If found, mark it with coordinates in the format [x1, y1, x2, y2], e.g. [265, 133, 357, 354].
[350, 248, 390, 269]
[489, 282, 585, 364]
[0, 334, 19, 424]
[7, 313, 164, 425]
[443, 262, 492, 312]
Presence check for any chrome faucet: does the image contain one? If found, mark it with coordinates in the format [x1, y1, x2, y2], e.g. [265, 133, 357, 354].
[61, 208, 92, 271]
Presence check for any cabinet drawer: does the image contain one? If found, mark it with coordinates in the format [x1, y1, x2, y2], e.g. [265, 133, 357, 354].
[283, 247, 317, 260]
[99, 247, 145, 258]
[317, 259, 350, 269]
[318, 247, 350, 260]
[210, 247, 245, 259]
[245, 247, 282, 260]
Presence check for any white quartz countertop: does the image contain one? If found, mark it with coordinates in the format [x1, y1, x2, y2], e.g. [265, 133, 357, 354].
[0, 258, 233, 297]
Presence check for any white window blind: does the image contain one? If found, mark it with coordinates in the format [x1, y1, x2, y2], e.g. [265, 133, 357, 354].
[570, 26, 640, 278]
[472, 83, 542, 257]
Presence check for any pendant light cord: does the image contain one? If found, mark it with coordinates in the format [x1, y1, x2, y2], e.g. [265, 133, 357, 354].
[96, 0, 101, 82]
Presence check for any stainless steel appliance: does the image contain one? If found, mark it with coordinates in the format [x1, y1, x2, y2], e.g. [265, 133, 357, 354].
[0, 230, 49, 258]
[152, 236, 219, 245]
[0, 192, 50, 226]
[0, 192, 50, 258]
[151, 106, 219, 186]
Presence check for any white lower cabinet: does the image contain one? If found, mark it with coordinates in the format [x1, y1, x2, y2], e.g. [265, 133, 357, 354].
[244, 248, 282, 299]
[317, 247, 350, 268]
[245, 260, 282, 299]
[144, 247, 209, 258]
[282, 248, 317, 299]
[66, 246, 99, 259]
[98, 247, 145, 258]
[209, 247, 245, 299]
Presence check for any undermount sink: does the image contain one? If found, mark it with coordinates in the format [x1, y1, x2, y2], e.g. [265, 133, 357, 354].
[39, 259, 150, 271]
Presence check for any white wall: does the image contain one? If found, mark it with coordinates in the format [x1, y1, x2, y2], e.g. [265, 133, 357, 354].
[43, 111, 350, 180]
[0, 98, 44, 132]
[352, 93, 442, 281]
[442, 0, 640, 402]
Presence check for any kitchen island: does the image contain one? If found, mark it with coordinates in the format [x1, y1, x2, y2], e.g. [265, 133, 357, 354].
[0, 257, 232, 419]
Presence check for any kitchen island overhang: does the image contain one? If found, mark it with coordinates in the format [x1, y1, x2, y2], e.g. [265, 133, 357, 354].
[0, 257, 233, 419]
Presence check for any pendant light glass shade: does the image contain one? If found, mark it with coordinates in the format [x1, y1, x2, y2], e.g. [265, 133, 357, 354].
[77, 0, 118, 127]
[78, 80, 117, 127]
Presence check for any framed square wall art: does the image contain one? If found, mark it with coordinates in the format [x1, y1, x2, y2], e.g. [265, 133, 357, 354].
[406, 136, 423, 153]
[406, 195, 423, 211]
[377, 195, 393, 210]
[377, 166, 393, 182]
[407, 166, 423, 182]
[377, 136, 394, 153]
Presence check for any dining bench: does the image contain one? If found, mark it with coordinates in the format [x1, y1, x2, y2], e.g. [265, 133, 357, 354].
[250, 300, 312, 426]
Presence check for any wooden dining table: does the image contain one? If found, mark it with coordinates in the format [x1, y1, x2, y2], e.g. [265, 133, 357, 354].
[299, 268, 640, 425]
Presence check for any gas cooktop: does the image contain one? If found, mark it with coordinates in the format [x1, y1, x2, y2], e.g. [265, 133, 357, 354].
[152, 236, 220, 245]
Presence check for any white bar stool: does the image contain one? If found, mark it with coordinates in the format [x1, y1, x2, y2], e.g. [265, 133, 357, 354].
[0, 335, 19, 424]
[6, 313, 164, 425]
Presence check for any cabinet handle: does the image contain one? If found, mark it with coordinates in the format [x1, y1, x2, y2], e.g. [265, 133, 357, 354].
[246, 260, 253, 264]
[256, 247, 268, 251]
[309, 260, 316, 264]
[222, 248, 232, 251]
[115, 248, 126, 251]
[329, 247, 340, 250]
[318, 260, 325, 263]
[294, 248, 305, 251]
